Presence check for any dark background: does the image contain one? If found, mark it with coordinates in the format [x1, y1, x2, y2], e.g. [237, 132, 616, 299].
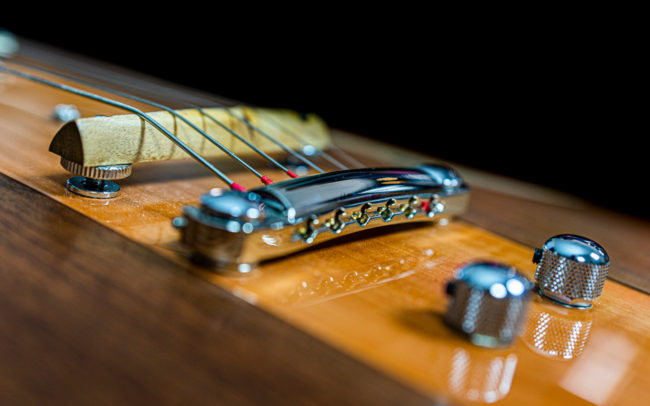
[3, 19, 645, 218]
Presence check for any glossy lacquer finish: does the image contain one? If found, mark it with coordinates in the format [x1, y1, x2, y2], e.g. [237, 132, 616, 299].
[207, 223, 650, 406]
[1, 55, 650, 405]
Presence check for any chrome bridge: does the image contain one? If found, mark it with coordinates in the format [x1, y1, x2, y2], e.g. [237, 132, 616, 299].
[174, 164, 470, 271]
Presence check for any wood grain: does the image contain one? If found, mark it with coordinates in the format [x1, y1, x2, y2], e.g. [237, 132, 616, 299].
[2, 40, 650, 405]
[0, 173, 434, 406]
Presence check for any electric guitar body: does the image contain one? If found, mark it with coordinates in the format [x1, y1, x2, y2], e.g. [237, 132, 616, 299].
[1, 38, 649, 405]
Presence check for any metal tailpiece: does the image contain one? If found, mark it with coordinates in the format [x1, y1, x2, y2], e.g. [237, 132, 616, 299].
[175, 164, 470, 271]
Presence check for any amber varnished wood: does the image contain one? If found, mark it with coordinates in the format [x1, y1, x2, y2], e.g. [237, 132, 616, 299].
[333, 133, 650, 293]
[0, 173, 433, 405]
[1, 41, 650, 405]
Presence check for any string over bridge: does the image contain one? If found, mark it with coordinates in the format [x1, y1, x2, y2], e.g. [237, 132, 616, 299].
[175, 164, 470, 270]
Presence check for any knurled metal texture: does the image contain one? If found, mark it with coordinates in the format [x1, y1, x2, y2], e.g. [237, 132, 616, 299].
[445, 283, 529, 343]
[60, 157, 132, 180]
[535, 248, 608, 301]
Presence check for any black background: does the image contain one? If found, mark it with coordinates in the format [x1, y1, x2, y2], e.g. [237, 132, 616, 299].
[3, 17, 645, 218]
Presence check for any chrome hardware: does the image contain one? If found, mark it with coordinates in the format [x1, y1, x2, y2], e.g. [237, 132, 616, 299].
[52, 104, 81, 122]
[424, 196, 445, 218]
[533, 234, 609, 309]
[298, 216, 319, 243]
[401, 196, 418, 219]
[301, 144, 317, 156]
[0, 29, 19, 57]
[378, 199, 397, 222]
[324, 208, 346, 233]
[352, 203, 372, 226]
[176, 164, 470, 270]
[60, 157, 131, 199]
[444, 262, 533, 348]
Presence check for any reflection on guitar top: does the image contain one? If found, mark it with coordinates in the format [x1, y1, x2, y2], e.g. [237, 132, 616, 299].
[278, 263, 417, 307]
[523, 298, 593, 360]
[448, 348, 518, 403]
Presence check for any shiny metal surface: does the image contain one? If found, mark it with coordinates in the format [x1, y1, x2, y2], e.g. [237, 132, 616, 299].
[65, 176, 121, 199]
[60, 157, 132, 181]
[256, 164, 464, 219]
[176, 164, 470, 269]
[445, 262, 534, 348]
[0, 29, 19, 57]
[533, 234, 610, 308]
[60, 157, 132, 199]
[52, 103, 81, 122]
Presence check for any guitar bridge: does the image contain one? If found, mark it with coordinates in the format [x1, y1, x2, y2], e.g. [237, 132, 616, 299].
[174, 164, 470, 271]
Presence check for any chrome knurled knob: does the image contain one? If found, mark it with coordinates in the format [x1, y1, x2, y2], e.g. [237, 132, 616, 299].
[533, 234, 609, 309]
[444, 262, 534, 348]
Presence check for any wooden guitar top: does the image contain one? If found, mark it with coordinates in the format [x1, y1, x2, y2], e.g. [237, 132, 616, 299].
[1, 42, 649, 405]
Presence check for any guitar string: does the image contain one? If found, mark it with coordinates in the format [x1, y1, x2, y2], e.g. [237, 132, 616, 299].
[8, 53, 366, 172]
[221, 106, 357, 170]
[6, 54, 329, 177]
[1, 55, 303, 185]
[244, 113, 365, 170]
[6, 54, 330, 175]
[165, 92, 344, 172]
[17, 52, 366, 171]
[251, 111, 347, 170]
[199, 106, 327, 173]
[254, 110, 366, 169]
[2, 54, 368, 179]
[0, 62, 247, 192]
[322, 142, 366, 169]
